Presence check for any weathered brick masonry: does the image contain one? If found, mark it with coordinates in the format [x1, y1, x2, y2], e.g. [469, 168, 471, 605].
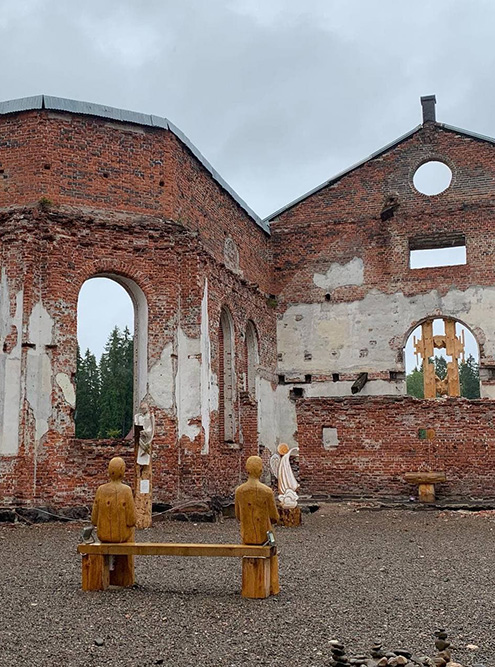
[2, 94, 495, 507]
[0, 99, 275, 506]
[297, 396, 495, 498]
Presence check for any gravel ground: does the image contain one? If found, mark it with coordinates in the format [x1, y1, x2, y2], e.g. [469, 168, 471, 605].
[1, 504, 494, 667]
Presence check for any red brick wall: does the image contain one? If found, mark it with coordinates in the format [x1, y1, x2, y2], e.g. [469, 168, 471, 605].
[271, 125, 495, 304]
[5, 108, 495, 508]
[297, 396, 495, 499]
[0, 205, 275, 506]
[0, 108, 276, 508]
[0, 110, 272, 292]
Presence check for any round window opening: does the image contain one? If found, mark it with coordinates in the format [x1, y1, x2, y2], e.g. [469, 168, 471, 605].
[413, 161, 452, 196]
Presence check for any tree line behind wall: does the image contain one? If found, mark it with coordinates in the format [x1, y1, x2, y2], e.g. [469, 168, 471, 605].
[406, 354, 481, 399]
[75, 326, 134, 439]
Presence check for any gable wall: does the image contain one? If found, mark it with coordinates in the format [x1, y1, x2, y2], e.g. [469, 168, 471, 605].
[271, 125, 495, 391]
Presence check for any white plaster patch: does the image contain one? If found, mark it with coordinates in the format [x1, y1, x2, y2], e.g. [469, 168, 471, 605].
[0, 268, 10, 340]
[25, 302, 54, 443]
[314, 257, 364, 290]
[278, 286, 495, 378]
[257, 379, 298, 454]
[0, 271, 23, 456]
[200, 280, 212, 454]
[304, 380, 405, 398]
[322, 427, 339, 450]
[148, 343, 174, 411]
[481, 385, 495, 399]
[56, 373, 76, 408]
[176, 327, 201, 442]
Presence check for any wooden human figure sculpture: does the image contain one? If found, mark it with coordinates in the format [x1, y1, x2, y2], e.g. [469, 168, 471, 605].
[85, 456, 137, 590]
[235, 455, 280, 598]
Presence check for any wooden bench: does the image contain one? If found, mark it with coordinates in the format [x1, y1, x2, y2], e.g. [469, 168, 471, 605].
[404, 472, 446, 503]
[77, 542, 279, 599]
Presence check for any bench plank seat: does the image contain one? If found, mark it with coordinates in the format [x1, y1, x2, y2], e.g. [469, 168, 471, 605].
[404, 472, 446, 485]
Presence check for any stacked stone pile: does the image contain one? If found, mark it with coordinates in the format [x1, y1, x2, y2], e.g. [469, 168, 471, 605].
[328, 631, 479, 667]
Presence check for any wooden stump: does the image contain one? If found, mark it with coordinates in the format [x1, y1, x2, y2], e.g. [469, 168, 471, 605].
[278, 506, 302, 527]
[241, 557, 271, 599]
[418, 483, 436, 503]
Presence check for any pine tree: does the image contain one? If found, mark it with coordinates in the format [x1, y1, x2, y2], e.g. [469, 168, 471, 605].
[434, 355, 447, 380]
[460, 354, 481, 399]
[75, 347, 101, 438]
[406, 366, 424, 398]
[406, 354, 481, 399]
[121, 326, 134, 437]
[98, 326, 134, 438]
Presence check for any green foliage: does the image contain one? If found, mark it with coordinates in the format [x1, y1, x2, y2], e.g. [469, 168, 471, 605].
[406, 366, 424, 398]
[99, 326, 134, 439]
[75, 327, 134, 440]
[75, 346, 101, 438]
[38, 196, 52, 210]
[434, 355, 447, 380]
[460, 354, 481, 399]
[406, 354, 480, 399]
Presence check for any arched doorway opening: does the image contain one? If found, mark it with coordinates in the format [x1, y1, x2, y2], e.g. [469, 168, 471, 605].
[76, 275, 148, 438]
[404, 318, 480, 398]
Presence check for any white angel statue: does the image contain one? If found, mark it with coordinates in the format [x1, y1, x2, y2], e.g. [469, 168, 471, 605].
[270, 443, 300, 509]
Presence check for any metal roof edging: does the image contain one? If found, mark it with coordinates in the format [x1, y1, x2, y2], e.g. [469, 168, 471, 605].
[438, 122, 495, 146]
[264, 125, 422, 222]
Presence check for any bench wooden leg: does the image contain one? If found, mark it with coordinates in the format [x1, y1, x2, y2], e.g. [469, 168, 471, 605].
[109, 555, 135, 587]
[81, 554, 110, 591]
[242, 557, 271, 599]
[269, 554, 280, 596]
[418, 483, 436, 503]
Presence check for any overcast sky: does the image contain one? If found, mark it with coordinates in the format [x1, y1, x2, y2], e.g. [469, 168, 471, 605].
[1, 0, 490, 358]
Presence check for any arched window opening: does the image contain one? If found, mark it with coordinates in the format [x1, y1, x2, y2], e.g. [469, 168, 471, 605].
[76, 275, 148, 439]
[245, 320, 259, 396]
[404, 318, 480, 399]
[219, 307, 235, 442]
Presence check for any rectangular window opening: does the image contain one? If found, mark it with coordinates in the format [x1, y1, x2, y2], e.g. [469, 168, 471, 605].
[409, 235, 466, 269]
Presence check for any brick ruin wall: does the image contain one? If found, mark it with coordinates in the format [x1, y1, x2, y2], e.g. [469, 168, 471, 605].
[297, 396, 495, 499]
[269, 121, 495, 499]
[0, 109, 276, 507]
[2, 106, 495, 507]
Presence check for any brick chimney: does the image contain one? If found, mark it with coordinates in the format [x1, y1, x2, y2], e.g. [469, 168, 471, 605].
[421, 95, 436, 123]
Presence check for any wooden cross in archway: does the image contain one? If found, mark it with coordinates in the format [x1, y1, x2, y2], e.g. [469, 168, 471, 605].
[413, 318, 465, 398]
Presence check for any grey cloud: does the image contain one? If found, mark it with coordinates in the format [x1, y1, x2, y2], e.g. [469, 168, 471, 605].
[1, 0, 495, 217]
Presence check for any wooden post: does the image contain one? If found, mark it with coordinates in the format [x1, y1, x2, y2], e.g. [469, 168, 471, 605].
[242, 557, 271, 599]
[269, 554, 280, 596]
[423, 359, 436, 398]
[351, 372, 368, 395]
[134, 423, 152, 529]
[418, 483, 436, 503]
